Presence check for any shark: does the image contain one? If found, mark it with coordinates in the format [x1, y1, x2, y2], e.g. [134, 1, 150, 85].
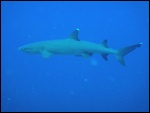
[18, 28, 143, 66]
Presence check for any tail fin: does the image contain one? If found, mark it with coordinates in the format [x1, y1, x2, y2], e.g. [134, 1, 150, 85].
[115, 43, 143, 66]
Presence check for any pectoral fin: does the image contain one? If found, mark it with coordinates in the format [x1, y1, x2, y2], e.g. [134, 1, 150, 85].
[42, 50, 52, 58]
[81, 53, 92, 58]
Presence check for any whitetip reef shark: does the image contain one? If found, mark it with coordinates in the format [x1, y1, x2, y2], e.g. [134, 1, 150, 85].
[18, 28, 143, 66]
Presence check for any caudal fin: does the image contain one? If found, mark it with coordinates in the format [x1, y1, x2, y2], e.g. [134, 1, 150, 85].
[115, 43, 143, 66]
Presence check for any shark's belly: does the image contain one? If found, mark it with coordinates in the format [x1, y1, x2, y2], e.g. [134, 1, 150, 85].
[46, 41, 100, 55]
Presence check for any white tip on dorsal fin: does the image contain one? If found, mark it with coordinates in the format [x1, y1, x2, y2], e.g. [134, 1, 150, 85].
[76, 28, 79, 31]
[68, 28, 80, 41]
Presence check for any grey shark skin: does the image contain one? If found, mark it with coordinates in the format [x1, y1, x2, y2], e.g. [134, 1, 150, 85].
[19, 28, 143, 66]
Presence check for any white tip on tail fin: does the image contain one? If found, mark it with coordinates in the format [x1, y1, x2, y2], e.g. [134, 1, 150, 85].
[139, 42, 143, 44]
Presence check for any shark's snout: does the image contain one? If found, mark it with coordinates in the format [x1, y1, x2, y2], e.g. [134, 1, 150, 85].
[18, 45, 28, 52]
[18, 45, 39, 54]
[18, 47, 23, 51]
[18, 46, 26, 51]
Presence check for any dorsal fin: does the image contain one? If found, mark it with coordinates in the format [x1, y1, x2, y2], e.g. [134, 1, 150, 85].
[101, 39, 108, 48]
[68, 28, 80, 41]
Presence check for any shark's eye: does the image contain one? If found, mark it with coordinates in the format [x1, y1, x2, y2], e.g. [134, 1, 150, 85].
[23, 48, 33, 52]
[21, 48, 26, 51]
[24, 48, 29, 50]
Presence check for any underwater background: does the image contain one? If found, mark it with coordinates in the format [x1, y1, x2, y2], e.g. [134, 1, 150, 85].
[1, 1, 149, 112]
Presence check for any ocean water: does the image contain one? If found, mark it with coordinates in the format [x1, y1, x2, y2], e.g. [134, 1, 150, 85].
[1, 1, 149, 112]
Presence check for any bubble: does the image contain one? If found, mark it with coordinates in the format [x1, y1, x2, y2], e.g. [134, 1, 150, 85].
[108, 76, 115, 82]
[91, 58, 98, 66]
[7, 98, 11, 101]
[69, 91, 74, 95]
[52, 26, 56, 30]
[84, 78, 88, 82]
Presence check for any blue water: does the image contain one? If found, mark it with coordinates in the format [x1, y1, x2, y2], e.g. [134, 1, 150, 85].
[1, 1, 149, 112]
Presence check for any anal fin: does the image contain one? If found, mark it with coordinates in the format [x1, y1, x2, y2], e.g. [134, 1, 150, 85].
[101, 54, 108, 61]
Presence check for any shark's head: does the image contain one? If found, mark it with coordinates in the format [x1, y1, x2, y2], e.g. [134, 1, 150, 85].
[18, 44, 41, 54]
